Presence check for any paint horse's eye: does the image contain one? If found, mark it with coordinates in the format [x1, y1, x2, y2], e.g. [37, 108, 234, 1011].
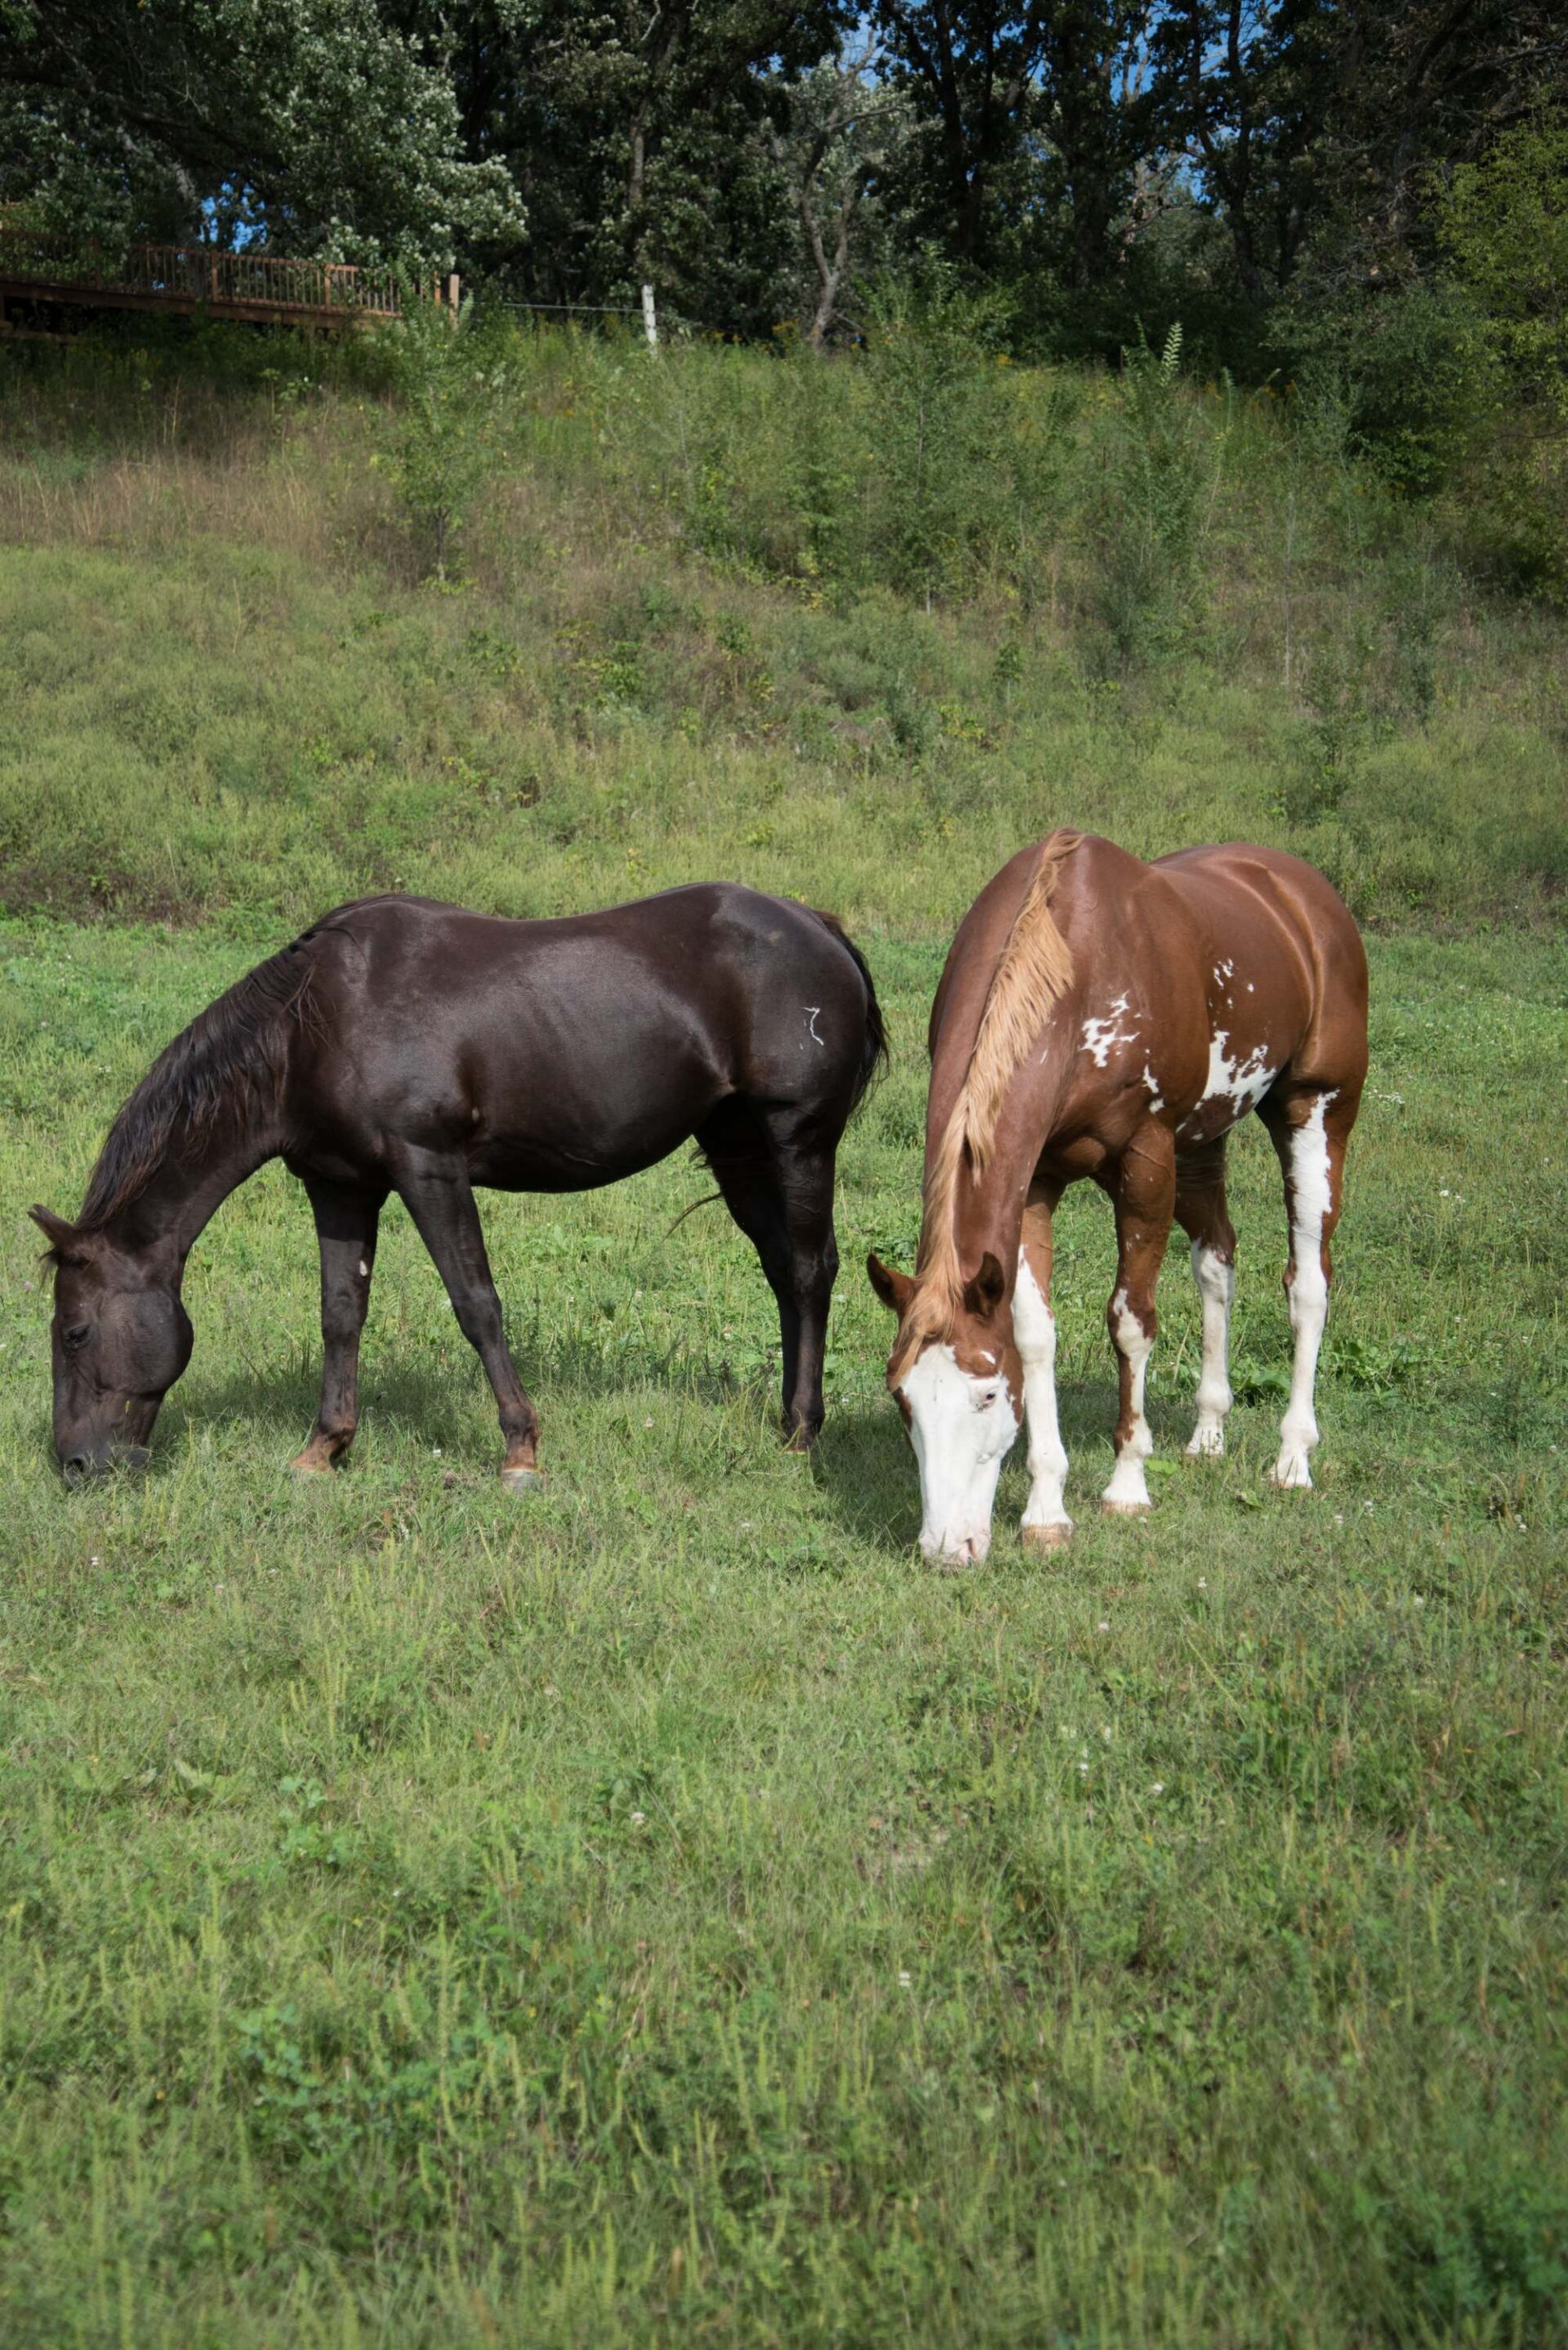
[63, 1323, 91, 1351]
[973, 1385, 999, 1411]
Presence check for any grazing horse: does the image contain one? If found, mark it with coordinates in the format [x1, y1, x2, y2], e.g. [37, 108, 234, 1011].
[868, 832, 1367, 1566]
[34, 886, 885, 1485]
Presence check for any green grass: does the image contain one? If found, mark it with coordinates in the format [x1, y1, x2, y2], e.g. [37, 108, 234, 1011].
[2, 328, 1566, 936]
[2, 915, 1565, 2347]
[1, 328, 1566, 2343]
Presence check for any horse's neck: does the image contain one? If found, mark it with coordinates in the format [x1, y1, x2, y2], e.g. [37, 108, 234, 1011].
[925, 1014, 1070, 1284]
[102, 1104, 278, 1267]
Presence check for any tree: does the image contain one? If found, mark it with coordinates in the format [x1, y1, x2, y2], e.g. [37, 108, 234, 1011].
[394, 0, 849, 332]
[765, 37, 915, 346]
[872, 2, 1053, 269]
[1440, 109, 1568, 418]
[0, 0, 523, 263]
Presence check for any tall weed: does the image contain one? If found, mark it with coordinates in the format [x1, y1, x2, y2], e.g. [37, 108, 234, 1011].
[1088, 324, 1224, 676]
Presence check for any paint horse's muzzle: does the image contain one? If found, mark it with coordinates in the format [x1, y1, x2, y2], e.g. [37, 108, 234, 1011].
[921, 1523, 993, 1570]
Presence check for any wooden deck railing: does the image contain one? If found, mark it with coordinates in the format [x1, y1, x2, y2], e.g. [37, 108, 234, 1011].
[0, 233, 454, 329]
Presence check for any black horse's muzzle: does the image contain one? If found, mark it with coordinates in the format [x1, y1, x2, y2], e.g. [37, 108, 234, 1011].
[61, 1441, 152, 1487]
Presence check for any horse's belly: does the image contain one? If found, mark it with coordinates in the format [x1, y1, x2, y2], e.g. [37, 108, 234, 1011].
[469, 1122, 695, 1193]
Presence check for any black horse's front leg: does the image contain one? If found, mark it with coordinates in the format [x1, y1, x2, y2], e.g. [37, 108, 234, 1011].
[291, 1178, 386, 1475]
[394, 1152, 543, 1491]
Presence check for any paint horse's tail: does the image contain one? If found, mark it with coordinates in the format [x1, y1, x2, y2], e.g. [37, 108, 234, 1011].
[809, 910, 889, 1119]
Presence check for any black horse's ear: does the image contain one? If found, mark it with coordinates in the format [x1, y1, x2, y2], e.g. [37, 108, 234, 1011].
[963, 1251, 1006, 1320]
[30, 1205, 87, 1264]
[866, 1251, 915, 1316]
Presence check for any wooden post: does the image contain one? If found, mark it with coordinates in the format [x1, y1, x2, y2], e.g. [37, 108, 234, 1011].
[448, 272, 461, 319]
[642, 283, 658, 349]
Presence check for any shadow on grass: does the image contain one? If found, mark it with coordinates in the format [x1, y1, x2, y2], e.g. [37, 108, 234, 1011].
[162, 1336, 800, 1474]
[806, 1374, 1203, 1556]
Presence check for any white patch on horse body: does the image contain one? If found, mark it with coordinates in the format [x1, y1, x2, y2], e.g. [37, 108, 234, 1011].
[1080, 994, 1138, 1068]
[804, 1006, 824, 1046]
[1273, 1093, 1338, 1488]
[1141, 1060, 1165, 1113]
[358, 1260, 369, 1278]
[899, 1342, 1020, 1566]
[1186, 1240, 1235, 1456]
[1181, 1028, 1276, 1135]
[1103, 1286, 1155, 1509]
[1013, 1255, 1071, 1540]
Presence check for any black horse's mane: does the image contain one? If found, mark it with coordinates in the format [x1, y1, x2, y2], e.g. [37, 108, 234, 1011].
[78, 943, 317, 1230]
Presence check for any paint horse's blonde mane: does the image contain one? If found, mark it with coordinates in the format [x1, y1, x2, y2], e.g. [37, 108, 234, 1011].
[892, 831, 1080, 1379]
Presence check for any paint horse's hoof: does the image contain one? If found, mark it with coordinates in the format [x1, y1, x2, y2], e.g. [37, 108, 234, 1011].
[500, 1465, 545, 1496]
[1101, 1497, 1152, 1518]
[1269, 1452, 1313, 1491]
[1022, 1520, 1073, 1552]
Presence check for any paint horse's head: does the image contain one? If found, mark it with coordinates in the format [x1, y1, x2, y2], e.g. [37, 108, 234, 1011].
[31, 1208, 192, 1483]
[867, 1251, 1022, 1567]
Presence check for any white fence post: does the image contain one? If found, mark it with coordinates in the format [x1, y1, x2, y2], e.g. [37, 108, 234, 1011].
[642, 283, 658, 349]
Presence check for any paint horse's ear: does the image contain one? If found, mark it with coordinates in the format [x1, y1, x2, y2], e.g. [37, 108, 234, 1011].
[963, 1251, 1006, 1320]
[866, 1251, 916, 1317]
[30, 1205, 88, 1265]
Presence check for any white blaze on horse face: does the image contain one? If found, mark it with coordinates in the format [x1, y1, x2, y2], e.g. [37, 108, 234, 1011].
[1186, 1240, 1235, 1456]
[1013, 1255, 1071, 1540]
[1275, 1093, 1337, 1488]
[1079, 994, 1138, 1068]
[1103, 1286, 1155, 1509]
[899, 1341, 1020, 1566]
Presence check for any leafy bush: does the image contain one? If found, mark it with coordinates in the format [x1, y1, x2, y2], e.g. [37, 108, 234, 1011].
[381, 291, 512, 579]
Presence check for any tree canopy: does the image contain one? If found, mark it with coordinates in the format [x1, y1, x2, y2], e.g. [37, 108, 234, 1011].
[2, 0, 1564, 379]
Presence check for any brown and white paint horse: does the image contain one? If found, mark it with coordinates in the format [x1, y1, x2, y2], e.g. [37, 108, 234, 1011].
[868, 832, 1368, 1565]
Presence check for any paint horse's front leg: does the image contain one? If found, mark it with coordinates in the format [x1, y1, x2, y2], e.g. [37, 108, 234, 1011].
[1102, 1125, 1175, 1514]
[1016, 1185, 1073, 1550]
[291, 1178, 386, 1475]
[394, 1150, 543, 1491]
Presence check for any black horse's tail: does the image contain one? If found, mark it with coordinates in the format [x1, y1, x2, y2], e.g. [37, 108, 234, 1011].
[810, 909, 888, 1117]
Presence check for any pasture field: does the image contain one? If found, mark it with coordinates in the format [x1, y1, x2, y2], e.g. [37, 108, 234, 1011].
[1, 334, 1566, 2344]
[2, 916, 1565, 2348]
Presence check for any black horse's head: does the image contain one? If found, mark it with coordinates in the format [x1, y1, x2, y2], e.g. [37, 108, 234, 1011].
[31, 1208, 192, 1483]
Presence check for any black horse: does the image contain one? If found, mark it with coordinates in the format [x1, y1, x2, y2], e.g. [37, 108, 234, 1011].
[33, 886, 885, 1486]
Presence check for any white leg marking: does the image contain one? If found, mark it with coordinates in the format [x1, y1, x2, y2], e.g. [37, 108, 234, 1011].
[1103, 1286, 1154, 1509]
[1013, 1255, 1071, 1542]
[1186, 1239, 1234, 1457]
[1273, 1096, 1336, 1489]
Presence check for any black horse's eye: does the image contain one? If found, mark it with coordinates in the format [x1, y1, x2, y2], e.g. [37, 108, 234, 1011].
[63, 1322, 91, 1351]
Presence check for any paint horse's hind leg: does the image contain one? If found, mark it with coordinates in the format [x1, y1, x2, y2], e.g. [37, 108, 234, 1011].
[393, 1150, 542, 1491]
[1174, 1138, 1236, 1459]
[1102, 1121, 1176, 1514]
[1016, 1183, 1072, 1550]
[1259, 1087, 1355, 1490]
[291, 1178, 387, 1475]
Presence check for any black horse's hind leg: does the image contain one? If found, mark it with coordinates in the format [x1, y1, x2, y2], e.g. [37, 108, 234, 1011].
[700, 1107, 840, 1449]
[393, 1151, 543, 1490]
[291, 1178, 386, 1475]
[772, 1131, 840, 1448]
